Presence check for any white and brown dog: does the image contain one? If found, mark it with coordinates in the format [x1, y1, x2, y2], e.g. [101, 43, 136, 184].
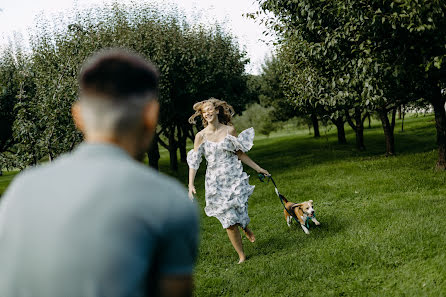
[283, 198, 320, 234]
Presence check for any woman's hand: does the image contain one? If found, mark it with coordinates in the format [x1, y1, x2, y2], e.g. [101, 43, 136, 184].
[257, 168, 270, 176]
[188, 184, 196, 200]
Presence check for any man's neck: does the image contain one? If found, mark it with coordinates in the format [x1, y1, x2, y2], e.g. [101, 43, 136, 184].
[85, 134, 137, 159]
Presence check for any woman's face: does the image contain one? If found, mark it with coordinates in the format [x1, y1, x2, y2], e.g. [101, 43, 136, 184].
[201, 103, 219, 124]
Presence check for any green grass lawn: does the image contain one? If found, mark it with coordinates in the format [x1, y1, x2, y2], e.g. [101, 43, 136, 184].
[1, 114, 445, 296]
[0, 171, 18, 196]
[186, 114, 446, 297]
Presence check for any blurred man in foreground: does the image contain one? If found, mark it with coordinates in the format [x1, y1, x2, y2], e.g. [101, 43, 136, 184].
[0, 48, 198, 297]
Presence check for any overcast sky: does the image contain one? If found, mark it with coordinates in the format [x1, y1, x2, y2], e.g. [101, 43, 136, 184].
[0, 0, 275, 74]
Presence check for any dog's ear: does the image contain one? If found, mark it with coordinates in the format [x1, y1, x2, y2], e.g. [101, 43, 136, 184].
[293, 203, 304, 214]
[309, 200, 313, 203]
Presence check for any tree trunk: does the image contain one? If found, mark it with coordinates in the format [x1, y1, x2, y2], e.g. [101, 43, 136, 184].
[431, 96, 446, 170]
[311, 114, 320, 138]
[178, 125, 187, 163]
[354, 108, 366, 150]
[378, 108, 397, 156]
[401, 105, 405, 132]
[355, 126, 365, 151]
[367, 113, 371, 129]
[345, 107, 366, 150]
[187, 126, 195, 143]
[147, 135, 160, 170]
[48, 149, 54, 162]
[168, 130, 178, 171]
[32, 145, 38, 166]
[331, 117, 347, 144]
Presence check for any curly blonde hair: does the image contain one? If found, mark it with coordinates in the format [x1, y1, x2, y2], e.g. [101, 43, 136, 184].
[188, 97, 235, 127]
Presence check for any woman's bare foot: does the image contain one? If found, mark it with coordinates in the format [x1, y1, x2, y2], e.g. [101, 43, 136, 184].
[243, 227, 256, 243]
[238, 255, 247, 264]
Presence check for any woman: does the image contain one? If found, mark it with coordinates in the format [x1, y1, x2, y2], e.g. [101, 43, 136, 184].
[187, 98, 270, 264]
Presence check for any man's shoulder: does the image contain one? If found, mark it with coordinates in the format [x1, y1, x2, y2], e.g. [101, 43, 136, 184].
[12, 154, 70, 182]
[129, 164, 198, 222]
[131, 163, 189, 200]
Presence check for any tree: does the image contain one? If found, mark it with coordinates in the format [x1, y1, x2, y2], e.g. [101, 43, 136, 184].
[277, 41, 350, 144]
[254, 1, 369, 148]
[256, 0, 446, 159]
[9, 2, 250, 171]
[258, 55, 323, 138]
[0, 43, 36, 169]
[232, 103, 278, 136]
[0, 48, 18, 154]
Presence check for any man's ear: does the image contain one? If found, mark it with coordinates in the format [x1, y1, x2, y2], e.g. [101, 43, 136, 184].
[143, 100, 159, 132]
[71, 101, 85, 133]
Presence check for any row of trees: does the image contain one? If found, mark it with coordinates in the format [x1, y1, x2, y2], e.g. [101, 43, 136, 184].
[0, 2, 253, 171]
[253, 0, 446, 168]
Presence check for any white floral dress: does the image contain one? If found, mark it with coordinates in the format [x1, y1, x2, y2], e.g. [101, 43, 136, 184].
[187, 127, 255, 229]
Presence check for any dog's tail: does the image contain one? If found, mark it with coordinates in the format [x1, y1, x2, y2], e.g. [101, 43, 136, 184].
[280, 194, 288, 204]
[275, 187, 288, 203]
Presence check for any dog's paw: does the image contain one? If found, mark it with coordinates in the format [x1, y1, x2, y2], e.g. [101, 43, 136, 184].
[315, 221, 321, 226]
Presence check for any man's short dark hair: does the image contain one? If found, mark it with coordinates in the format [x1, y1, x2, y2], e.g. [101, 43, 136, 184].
[79, 48, 159, 100]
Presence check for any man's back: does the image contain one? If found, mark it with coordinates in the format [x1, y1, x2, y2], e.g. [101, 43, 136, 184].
[0, 143, 198, 297]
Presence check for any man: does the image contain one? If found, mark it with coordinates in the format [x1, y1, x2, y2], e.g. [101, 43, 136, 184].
[0, 49, 198, 297]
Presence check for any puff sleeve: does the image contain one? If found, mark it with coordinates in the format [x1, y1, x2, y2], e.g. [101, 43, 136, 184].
[231, 127, 255, 152]
[187, 145, 204, 170]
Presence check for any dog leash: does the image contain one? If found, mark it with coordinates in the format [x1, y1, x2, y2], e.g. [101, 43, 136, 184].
[258, 174, 303, 227]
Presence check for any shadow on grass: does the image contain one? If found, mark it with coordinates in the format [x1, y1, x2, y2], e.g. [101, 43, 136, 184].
[252, 212, 348, 259]
[247, 118, 437, 177]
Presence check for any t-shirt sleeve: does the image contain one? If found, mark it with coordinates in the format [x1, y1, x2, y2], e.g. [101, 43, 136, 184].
[158, 197, 199, 275]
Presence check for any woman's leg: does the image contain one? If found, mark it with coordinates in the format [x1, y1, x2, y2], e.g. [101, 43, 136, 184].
[242, 226, 256, 243]
[226, 225, 246, 263]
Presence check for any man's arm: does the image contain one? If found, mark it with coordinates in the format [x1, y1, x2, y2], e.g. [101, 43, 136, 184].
[155, 190, 199, 297]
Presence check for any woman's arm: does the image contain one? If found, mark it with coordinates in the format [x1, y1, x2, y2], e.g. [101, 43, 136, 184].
[228, 126, 270, 176]
[236, 151, 270, 176]
[188, 132, 204, 199]
[188, 167, 198, 199]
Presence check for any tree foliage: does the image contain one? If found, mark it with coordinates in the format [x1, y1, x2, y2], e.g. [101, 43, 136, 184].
[256, 0, 446, 160]
[3, 1, 251, 170]
[0, 43, 36, 168]
[232, 103, 278, 136]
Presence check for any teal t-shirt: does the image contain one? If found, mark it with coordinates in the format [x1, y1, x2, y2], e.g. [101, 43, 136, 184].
[0, 143, 199, 297]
